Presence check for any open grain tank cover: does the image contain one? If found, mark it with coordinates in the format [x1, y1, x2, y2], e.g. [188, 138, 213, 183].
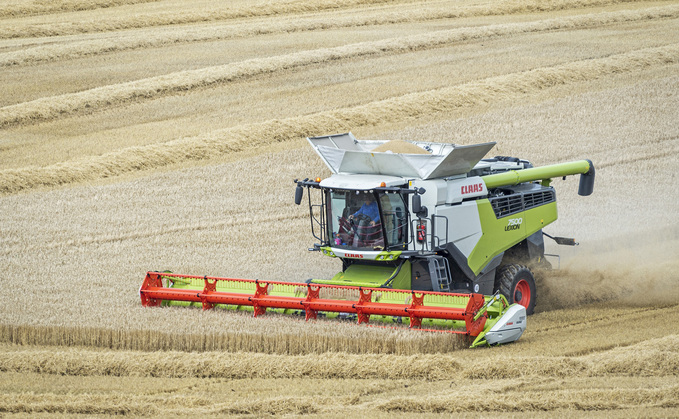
[308, 133, 496, 180]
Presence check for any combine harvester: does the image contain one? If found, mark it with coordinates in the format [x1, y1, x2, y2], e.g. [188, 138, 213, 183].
[140, 133, 594, 347]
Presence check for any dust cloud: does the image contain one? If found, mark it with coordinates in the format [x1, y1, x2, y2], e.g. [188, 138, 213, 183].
[537, 228, 679, 311]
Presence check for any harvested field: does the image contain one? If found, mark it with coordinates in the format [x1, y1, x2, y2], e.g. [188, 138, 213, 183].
[1, 0, 678, 416]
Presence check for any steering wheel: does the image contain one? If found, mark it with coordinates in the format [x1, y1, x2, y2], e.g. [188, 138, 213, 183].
[352, 213, 372, 225]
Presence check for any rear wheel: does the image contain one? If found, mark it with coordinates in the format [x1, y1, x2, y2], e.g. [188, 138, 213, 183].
[497, 264, 536, 315]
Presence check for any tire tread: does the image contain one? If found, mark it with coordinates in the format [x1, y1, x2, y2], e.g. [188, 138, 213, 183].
[496, 263, 536, 315]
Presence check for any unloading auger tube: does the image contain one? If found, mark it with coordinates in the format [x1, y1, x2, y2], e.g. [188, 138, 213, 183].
[139, 272, 526, 348]
[482, 159, 595, 195]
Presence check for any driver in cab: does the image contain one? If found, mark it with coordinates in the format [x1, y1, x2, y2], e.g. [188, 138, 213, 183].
[349, 195, 380, 226]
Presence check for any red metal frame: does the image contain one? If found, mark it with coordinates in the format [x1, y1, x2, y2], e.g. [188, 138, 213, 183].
[140, 272, 488, 336]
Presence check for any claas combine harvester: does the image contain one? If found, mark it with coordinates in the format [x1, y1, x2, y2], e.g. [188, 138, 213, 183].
[140, 133, 595, 347]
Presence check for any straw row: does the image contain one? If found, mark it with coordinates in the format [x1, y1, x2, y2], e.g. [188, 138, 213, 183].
[0, 0, 159, 18]
[2, 333, 676, 378]
[377, 385, 679, 412]
[0, 0, 409, 38]
[4, 2, 671, 67]
[1, 43, 677, 195]
[2, 384, 676, 415]
[4, 6, 676, 121]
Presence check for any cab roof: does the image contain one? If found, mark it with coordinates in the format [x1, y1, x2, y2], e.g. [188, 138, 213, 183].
[319, 174, 405, 190]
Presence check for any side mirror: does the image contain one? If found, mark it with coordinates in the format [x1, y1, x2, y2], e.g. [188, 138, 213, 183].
[412, 194, 428, 217]
[294, 185, 304, 205]
[412, 194, 421, 214]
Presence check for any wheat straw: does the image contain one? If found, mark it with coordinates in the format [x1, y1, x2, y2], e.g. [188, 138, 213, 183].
[3, 6, 676, 124]
[4, 2, 672, 67]
[0, 0, 647, 39]
[0, 337, 465, 378]
[377, 385, 679, 412]
[0, 323, 466, 355]
[0, 0, 159, 19]
[0, 393, 153, 415]
[0, 0, 410, 39]
[1, 43, 677, 195]
[1, 334, 676, 378]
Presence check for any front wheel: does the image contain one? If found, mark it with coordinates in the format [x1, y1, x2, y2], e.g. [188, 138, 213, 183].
[496, 264, 536, 315]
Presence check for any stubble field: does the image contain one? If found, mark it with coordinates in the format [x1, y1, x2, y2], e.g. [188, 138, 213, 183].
[1, 0, 679, 416]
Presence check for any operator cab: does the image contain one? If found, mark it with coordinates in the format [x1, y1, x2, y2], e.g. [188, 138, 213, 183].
[327, 189, 408, 251]
[318, 174, 410, 252]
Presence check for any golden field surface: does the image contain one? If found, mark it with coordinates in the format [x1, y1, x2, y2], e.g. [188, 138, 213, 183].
[1, 0, 679, 416]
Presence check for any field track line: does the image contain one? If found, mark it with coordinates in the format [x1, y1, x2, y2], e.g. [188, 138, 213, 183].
[558, 127, 679, 161]
[2, 1, 668, 66]
[532, 304, 679, 334]
[558, 133, 679, 167]
[2, 6, 677, 126]
[1, 43, 678, 195]
[0, 212, 306, 254]
[597, 136, 679, 168]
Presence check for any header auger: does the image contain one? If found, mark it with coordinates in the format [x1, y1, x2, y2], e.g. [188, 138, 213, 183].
[140, 133, 595, 347]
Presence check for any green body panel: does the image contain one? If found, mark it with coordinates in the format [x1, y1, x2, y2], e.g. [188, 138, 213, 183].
[313, 261, 411, 289]
[319, 247, 402, 262]
[482, 160, 592, 189]
[467, 200, 558, 275]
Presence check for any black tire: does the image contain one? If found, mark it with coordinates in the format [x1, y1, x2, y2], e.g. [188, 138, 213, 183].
[496, 264, 537, 315]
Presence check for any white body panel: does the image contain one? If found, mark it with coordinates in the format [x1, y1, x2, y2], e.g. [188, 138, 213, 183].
[410, 179, 445, 206]
[447, 176, 488, 203]
[485, 304, 527, 345]
[435, 202, 483, 257]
